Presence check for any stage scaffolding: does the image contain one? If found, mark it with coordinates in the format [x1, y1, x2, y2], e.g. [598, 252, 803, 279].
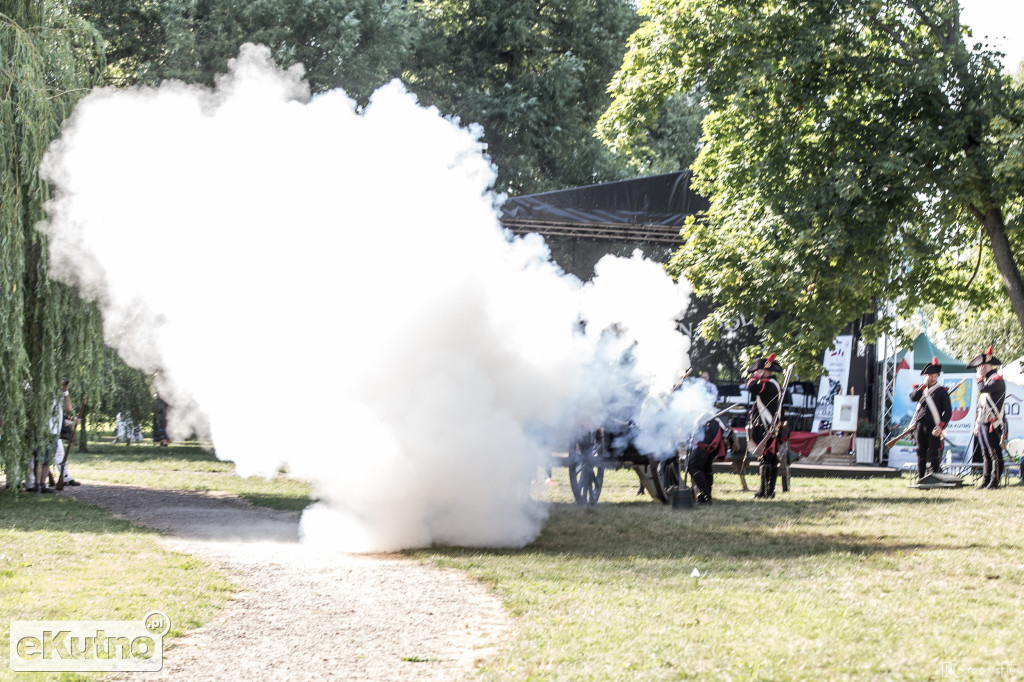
[877, 332, 900, 464]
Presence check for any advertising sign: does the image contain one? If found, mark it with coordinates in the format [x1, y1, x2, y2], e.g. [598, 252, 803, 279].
[812, 335, 854, 432]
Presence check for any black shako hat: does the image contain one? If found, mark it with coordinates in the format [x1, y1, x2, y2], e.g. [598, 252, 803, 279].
[966, 345, 1002, 368]
[746, 352, 784, 374]
[921, 356, 942, 375]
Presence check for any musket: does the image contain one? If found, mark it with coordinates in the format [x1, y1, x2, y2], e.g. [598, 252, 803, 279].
[883, 378, 966, 450]
[706, 404, 746, 423]
[751, 363, 795, 459]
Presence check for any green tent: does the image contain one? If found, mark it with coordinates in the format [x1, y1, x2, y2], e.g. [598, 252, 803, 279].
[895, 333, 968, 372]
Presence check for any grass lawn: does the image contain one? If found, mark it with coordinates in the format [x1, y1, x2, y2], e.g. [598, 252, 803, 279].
[67, 434, 314, 511]
[1, 431, 302, 682]
[5, 435, 1024, 680]
[0, 489, 233, 682]
[421, 469, 1024, 681]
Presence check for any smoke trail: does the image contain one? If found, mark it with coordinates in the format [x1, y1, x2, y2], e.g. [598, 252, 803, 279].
[39, 44, 702, 552]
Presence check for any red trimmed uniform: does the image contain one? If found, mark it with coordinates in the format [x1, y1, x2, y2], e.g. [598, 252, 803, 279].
[908, 383, 952, 478]
[687, 417, 727, 504]
[972, 370, 1006, 488]
[747, 375, 783, 498]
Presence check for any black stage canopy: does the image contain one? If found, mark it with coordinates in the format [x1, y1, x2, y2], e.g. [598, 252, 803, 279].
[499, 170, 708, 246]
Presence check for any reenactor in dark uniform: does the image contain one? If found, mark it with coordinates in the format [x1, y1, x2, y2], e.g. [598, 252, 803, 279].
[908, 356, 953, 480]
[687, 414, 729, 505]
[746, 353, 784, 499]
[966, 346, 1006, 489]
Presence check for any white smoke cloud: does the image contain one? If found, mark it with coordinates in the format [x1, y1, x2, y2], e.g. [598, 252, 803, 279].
[39, 44, 703, 552]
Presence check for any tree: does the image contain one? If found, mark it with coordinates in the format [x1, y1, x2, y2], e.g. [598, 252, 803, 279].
[69, 0, 415, 103]
[407, 0, 640, 195]
[634, 91, 707, 176]
[1, 1, 107, 481]
[66, 0, 166, 86]
[933, 232, 1024, 361]
[933, 66, 1024, 362]
[598, 0, 1024, 375]
[69, 1, 641, 196]
[89, 346, 157, 443]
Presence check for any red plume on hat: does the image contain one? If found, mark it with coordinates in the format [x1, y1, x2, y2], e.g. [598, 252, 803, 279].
[921, 355, 942, 375]
[967, 345, 1002, 368]
[767, 352, 777, 364]
[746, 352, 783, 374]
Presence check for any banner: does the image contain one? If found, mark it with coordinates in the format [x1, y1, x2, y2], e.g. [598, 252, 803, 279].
[812, 335, 853, 432]
[1002, 381, 1024, 444]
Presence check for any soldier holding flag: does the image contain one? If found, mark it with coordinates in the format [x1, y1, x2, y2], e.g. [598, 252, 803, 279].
[966, 346, 1006, 489]
[746, 353, 785, 499]
[908, 357, 953, 480]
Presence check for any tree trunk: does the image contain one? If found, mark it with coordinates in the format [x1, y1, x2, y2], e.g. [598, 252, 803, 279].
[982, 208, 1024, 333]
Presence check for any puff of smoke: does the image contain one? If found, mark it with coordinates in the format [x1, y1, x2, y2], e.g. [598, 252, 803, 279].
[39, 44, 696, 552]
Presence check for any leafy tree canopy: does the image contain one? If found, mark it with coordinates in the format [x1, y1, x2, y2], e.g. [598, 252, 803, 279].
[598, 0, 1024, 376]
[408, 0, 641, 195]
[71, 0, 641, 196]
[70, 0, 415, 102]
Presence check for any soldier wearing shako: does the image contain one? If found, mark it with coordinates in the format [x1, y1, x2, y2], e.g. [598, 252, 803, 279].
[908, 356, 953, 480]
[746, 353, 784, 499]
[966, 346, 1006, 489]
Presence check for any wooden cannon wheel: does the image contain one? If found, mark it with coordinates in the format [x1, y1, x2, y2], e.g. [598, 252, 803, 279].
[568, 432, 606, 505]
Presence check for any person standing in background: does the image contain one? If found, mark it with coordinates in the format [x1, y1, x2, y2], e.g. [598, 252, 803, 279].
[746, 353, 784, 499]
[966, 346, 1006, 489]
[51, 377, 81, 487]
[908, 357, 952, 481]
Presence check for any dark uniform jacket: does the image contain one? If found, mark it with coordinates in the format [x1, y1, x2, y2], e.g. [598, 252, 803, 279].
[908, 383, 953, 431]
[976, 370, 1006, 433]
[746, 376, 783, 444]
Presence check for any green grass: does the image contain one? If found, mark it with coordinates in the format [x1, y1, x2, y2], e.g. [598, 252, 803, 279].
[418, 469, 1024, 681]
[67, 433, 314, 511]
[1, 432, 305, 681]
[0, 489, 233, 682]
[7, 437, 1024, 680]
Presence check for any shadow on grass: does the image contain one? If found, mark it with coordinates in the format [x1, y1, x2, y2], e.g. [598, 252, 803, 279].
[74, 441, 226, 465]
[237, 491, 315, 513]
[0, 488, 160, 536]
[3, 484, 302, 542]
[426, 492, 970, 564]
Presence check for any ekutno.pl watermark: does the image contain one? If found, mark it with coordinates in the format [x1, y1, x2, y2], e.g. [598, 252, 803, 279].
[10, 611, 169, 672]
[942, 660, 1018, 678]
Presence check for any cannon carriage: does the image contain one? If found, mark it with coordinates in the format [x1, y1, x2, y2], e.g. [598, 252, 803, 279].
[566, 425, 683, 504]
[565, 407, 746, 505]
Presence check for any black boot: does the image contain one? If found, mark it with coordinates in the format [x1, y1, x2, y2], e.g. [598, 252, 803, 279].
[766, 467, 778, 499]
[753, 464, 768, 499]
[979, 459, 993, 488]
[990, 460, 1004, 488]
[691, 471, 712, 503]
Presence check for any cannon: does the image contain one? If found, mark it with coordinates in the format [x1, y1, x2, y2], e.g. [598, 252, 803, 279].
[566, 424, 683, 505]
[566, 406, 746, 505]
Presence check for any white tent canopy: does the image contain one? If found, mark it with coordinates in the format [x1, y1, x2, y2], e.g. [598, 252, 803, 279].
[1000, 355, 1024, 385]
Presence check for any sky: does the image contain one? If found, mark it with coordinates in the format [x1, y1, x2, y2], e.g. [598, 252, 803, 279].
[958, 0, 1024, 73]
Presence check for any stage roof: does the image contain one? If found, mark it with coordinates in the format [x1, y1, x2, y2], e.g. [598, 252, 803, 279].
[499, 171, 708, 245]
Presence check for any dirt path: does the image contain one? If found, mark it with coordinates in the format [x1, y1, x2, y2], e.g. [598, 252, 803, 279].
[60, 482, 510, 680]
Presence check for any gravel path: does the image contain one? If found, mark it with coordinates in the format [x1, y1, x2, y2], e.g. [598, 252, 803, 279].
[59, 482, 510, 680]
